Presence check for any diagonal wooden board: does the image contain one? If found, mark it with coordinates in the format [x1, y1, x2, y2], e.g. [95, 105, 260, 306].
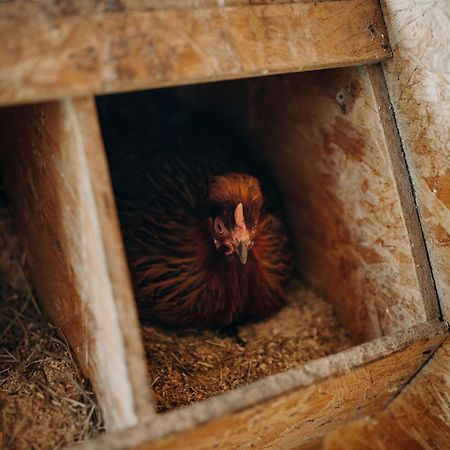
[0, 98, 154, 431]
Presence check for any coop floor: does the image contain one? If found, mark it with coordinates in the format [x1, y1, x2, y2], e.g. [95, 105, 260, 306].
[0, 207, 102, 450]
[143, 282, 352, 412]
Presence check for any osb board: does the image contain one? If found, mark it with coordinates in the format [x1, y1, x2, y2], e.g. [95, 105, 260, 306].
[0, 0, 390, 106]
[178, 65, 434, 342]
[380, 1, 450, 320]
[323, 337, 450, 450]
[0, 99, 152, 430]
[143, 283, 352, 412]
[74, 320, 447, 450]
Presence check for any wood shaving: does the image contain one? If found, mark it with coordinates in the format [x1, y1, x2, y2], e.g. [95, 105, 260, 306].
[143, 282, 352, 412]
[0, 206, 103, 450]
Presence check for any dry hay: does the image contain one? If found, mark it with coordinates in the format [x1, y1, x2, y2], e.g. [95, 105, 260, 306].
[0, 206, 103, 450]
[143, 283, 353, 412]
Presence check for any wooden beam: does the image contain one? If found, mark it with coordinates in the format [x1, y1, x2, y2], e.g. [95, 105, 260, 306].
[71, 320, 447, 450]
[366, 64, 440, 321]
[0, 0, 391, 106]
[0, 98, 154, 430]
[0, 0, 361, 14]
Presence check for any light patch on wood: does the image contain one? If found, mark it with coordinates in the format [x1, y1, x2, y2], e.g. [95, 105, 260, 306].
[381, 0, 450, 320]
[64, 99, 137, 428]
[75, 97, 155, 424]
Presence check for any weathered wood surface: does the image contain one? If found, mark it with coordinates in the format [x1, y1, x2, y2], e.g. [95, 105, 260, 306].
[324, 337, 450, 450]
[178, 65, 436, 342]
[381, 0, 450, 320]
[0, 0, 390, 106]
[72, 320, 447, 450]
[366, 65, 440, 322]
[0, 0, 356, 14]
[0, 98, 153, 430]
[70, 98, 155, 424]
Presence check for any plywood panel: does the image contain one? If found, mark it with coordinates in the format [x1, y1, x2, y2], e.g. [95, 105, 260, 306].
[381, 0, 450, 320]
[0, 0, 390, 106]
[0, 99, 153, 430]
[178, 65, 435, 342]
[324, 337, 450, 450]
[72, 320, 447, 450]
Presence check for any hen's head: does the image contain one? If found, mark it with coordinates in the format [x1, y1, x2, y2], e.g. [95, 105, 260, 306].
[206, 173, 263, 264]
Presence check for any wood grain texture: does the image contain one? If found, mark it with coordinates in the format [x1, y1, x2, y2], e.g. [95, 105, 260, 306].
[324, 337, 450, 450]
[0, 0, 391, 106]
[0, 0, 352, 15]
[381, 0, 450, 320]
[0, 99, 153, 430]
[70, 320, 447, 450]
[366, 65, 440, 321]
[69, 98, 155, 423]
[178, 66, 433, 342]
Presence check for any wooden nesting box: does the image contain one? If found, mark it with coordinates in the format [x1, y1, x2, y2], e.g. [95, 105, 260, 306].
[0, 1, 447, 449]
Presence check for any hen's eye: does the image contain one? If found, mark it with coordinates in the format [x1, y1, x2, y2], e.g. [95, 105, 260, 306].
[214, 218, 225, 235]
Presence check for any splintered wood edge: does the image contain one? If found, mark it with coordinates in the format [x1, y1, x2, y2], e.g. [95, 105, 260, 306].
[72, 319, 447, 449]
[366, 65, 440, 320]
[0, 0, 391, 106]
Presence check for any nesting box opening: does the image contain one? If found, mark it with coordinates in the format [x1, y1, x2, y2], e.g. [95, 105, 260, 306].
[94, 66, 426, 413]
[96, 85, 352, 412]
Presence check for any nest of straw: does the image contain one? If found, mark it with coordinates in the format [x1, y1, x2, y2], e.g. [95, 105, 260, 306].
[0, 206, 103, 450]
[144, 283, 353, 412]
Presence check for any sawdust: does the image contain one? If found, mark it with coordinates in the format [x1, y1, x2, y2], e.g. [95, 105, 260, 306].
[0, 206, 103, 450]
[143, 283, 352, 412]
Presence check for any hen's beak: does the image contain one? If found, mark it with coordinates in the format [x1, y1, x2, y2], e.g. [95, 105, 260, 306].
[237, 241, 249, 265]
[232, 204, 250, 264]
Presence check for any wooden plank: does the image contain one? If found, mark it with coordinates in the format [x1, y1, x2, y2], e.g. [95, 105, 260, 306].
[366, 64, 440, 321]
[323, 337, 450, 450]
[69, 98, 155, 423]
[380, 1, 450, 320]
[0, 0, 391, 106]
[71, 320, 447, 450]
[178, 65, 434, 342]
[0, 99, 153, 430]
[0, 0, 353, 15]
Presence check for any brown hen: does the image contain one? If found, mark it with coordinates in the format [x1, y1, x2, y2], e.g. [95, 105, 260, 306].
[108, 107, 293, 328]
